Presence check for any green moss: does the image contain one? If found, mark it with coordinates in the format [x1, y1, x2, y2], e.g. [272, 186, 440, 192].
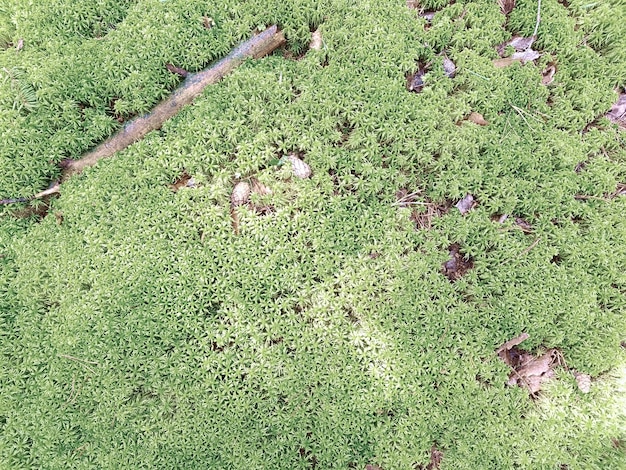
[1, 0, 625, 468]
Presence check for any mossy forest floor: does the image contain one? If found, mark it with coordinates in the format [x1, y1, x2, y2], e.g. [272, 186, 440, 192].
[1, 0, 626, 468]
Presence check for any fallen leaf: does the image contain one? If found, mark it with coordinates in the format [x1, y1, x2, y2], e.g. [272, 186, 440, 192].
[541, 63, 556, 85]
[408, 69, 426, 92]
[165, 63, 189, 77]
[455, 193, 475, 214]
[169, 171, 192, 192]
[466, 111, 489, 126]
[496, 332, 530, 355]
[514, 217, 533, 233]
[606, 91, 626, 127]
[16, 38, 24, 51]
[493, 57, 519, 68]
[250, 177, 272, 196]
[502, 347, 562, 395]
[428, 445, 443, 470]
[287, 154, 312, 179]
[442, 56, 456, 78]
[442, 243, 474, 281]
[574, 371, 591, 393]
[309, 28, 323, 50]
[511, 48, 541, 63]
[365, 465, 382, 470]
[498, 0, 516, 15]
[231, 181, 251, 207]
[202, 16, 215, 30]
[497, 36, 535, 57]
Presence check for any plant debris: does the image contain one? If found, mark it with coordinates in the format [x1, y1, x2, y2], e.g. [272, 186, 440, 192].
[231, 181, 251, 207]
[497, 36, 536, 56]
[442, 56, 456, 78]
[202, 16, 216, 30]
[165, 63, 189, 77]
[498, 0, 516, 15]
[465, 111, 489, 126]
[169, 171, 194, 192]
[541, 62, 556, 85]
[424, 445, 444, 470]
[497, 334, 563, 395]
[407, 68, 426, 93]
[442, 243, 474, 281]
[494, 36, 540, 67]
[309, 28, 323, 50]
[287, 154, 312, 179]
[573, 371, 591, 393]
[606, 90, 626, 128]
[455, 193, 476, 214]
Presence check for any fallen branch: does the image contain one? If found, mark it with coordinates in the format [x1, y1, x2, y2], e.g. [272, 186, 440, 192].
[64, 25, 285, 177]
[1, 25, 286, 205]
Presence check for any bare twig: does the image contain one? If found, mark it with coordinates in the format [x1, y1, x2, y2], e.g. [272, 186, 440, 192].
[58, 354, 98, 374]
[531, 0, 542, 40]
[519, 237, 541, 256]
[496, 332, 530, 354]
[1, 26, 286, 205]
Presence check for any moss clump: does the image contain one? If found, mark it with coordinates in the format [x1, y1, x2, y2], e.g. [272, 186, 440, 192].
[1, 0, 625, 468]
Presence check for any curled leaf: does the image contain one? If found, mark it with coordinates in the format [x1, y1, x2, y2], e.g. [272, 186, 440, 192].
[231, 181, 251, 207]
[466, 112, 488, 126]
[309, 28, 323, 50]
[574, 372, 591, 393]
[455, 193, 475, 214]
[606, 91, 626, 128]
[288, 154, 312, 179]
[511, 48, 541, 63]
[442, 56, 456, 78]
[541, 63, 556, 85]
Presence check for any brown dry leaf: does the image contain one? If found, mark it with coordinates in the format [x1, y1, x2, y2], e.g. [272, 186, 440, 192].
[503, 348, 561, 395]
[496, 332, 530, 355]
[541, 63, 557, 85]
[287, 154, 312, 179]
[408, 69, 426, 92]
[574, 372, 591, 393]
[467, 111, 489, 126]
[498, 0, 516, 15]
[497, 36, 535, 57]
[606, 91, 626, 128]
[443, 56, 456, 78]
[365, 465, 382, 470]
[165, 63, 189, 77]
[442, 243, 474, 281]
[231, 181, 251, 207]
[309, 28, 323, 50]
[202, 16, 215, 30]
[169, 171, 192, 192]
[455, 193, 476, 214]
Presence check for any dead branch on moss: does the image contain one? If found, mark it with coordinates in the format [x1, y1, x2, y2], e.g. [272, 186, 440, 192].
[1, 26, 285, 206]
[64, 25, 285, 177]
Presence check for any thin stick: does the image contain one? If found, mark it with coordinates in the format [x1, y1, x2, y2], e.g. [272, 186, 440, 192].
[64, 26, 285, 177]
[531, 0, 542, 40]
[1, 26, 286, 205]
[519, 237, 541, 256]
